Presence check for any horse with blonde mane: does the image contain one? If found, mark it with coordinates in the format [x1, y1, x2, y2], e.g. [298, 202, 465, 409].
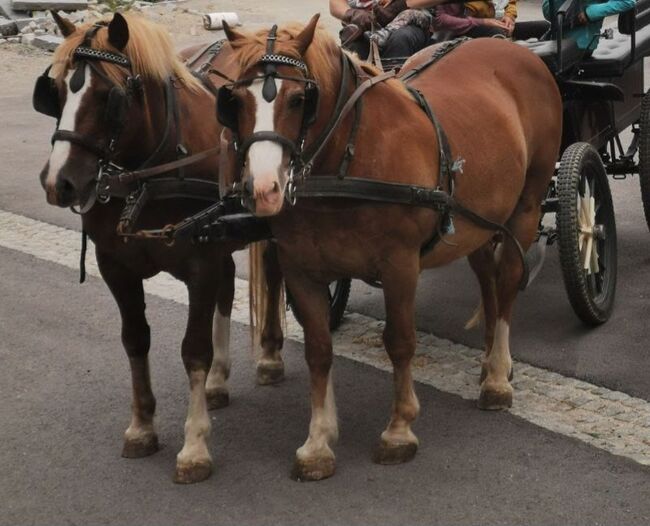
[219, 15, 562, 480]
[37, 12, 286, 483]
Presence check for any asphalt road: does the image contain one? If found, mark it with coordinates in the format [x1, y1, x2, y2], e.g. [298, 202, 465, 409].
[2, 246, 650, 526]
[2, 2, 650, 523]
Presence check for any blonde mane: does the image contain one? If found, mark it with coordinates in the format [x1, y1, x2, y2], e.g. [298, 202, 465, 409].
[51, 13, 202, 92]
[229, 23, 341, 97]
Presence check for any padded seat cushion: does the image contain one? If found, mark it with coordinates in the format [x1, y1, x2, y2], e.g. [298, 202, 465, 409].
[580, 25, 650, 77]
[516, 37, 583, 73]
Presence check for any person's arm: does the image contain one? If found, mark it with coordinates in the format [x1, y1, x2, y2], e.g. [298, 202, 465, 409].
[330, 0, 351, 20]
[542, 0, 551, 21]
[404, 0, 451, 8]
[584, 0, 635, 21]
[434, 5, 485, 33]
[504, 0, 517, 20]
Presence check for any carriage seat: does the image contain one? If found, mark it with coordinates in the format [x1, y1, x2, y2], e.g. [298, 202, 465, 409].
[579, 0, 650, 77]
[516, 37, 583, 74]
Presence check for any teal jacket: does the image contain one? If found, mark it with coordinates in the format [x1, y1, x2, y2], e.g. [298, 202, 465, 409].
[542, 0, 636, 50]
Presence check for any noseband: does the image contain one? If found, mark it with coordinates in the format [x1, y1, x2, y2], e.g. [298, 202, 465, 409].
[216, 25, 320, 203]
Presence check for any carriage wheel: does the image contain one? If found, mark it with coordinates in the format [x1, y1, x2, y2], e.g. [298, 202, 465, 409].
[638, 90, 650, 231]
[556, 143, 617, 325]
[286, 278, 352, 331]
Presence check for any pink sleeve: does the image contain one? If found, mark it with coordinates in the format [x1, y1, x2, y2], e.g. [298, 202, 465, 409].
[434, 7, 483, 34]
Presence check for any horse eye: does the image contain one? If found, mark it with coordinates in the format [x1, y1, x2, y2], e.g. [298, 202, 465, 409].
[287, 94, 304, 110]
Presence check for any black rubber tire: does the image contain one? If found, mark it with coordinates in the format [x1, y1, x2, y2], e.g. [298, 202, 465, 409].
[556, 142, 617, 325]
[286, 278, 352, 332]
[638, 90, 650, 231]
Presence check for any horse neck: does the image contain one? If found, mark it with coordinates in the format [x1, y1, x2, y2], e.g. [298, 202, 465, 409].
[118, 77, 217, 176]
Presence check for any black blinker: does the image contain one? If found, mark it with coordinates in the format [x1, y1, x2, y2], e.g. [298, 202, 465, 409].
[33, 67, 60, 119]
[217, 86, 239, 131]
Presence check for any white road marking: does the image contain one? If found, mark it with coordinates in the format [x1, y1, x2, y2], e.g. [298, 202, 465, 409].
[1, 209, 650, 466]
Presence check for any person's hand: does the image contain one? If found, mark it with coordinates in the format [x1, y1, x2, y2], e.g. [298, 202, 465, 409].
[577, 11, 589, 25]
[343, 8, 373, 29]
[501, 15, 515, 35]
[483, 18, 509, 30]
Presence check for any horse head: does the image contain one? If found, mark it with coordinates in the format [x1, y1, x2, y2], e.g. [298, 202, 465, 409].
[218, 15, 329, 217]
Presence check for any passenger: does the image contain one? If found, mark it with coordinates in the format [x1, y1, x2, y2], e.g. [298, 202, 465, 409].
[465, 0, 517, 35]
[542, 0, 636, 53]
[330, 0, 445, 59]
[368, 7, 434, 50]
[432, 2, 511, 39]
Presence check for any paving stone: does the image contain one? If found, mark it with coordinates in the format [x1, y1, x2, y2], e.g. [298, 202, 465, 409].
[0, 37, 6, 43]
[6, 34, 19, 41]
[0, 15, 17, 35]
[15, 16, 46, 30]
[601, 390, 631, 402]
[32, 33, 60, 50]
[0, 0, 20, 18]
[614, 412, 640, 423]
[11, 0, 87, 10]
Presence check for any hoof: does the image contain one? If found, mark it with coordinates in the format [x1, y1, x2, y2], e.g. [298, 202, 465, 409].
[479, 367, 513, 385]
[174, 460, 212, 484]
[372, 440, 418, 465]
[122, 433, 159, 458]
[291, 456, 335, 482]
[206, 388, 230, 410]
[478, 384, 513, 411]
[256, 363, 285, 386]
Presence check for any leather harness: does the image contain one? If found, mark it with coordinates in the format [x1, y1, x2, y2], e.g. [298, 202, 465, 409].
[216, 34, 529, 289]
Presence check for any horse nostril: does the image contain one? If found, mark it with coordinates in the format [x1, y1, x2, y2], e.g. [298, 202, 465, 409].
[271, 181, 280, 193]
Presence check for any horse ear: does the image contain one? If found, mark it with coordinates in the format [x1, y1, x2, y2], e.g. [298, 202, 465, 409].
[108, 12, 129, 51]
[223, 20, 246, 45]
[50, 10, 75, 37]
[294, 14, 320, 55]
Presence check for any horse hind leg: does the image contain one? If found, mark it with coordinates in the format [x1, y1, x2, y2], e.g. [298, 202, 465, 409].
[467, 240, 501, 385]
[253, 242, 285, 385]
[373, 257, 420, 465]
[96, 251, 158, 458]
[206, 255, 234, 410]
[478, 195, 541, 410]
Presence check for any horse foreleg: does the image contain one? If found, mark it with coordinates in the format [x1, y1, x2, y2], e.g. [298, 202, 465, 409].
[175, 273, 217, 484]
[96, 251, 158, 458]
[478, 199, 540, 410]
[256, 242, 285, 385]
[286, 274, 338, 481]
[206, 255, 234, 410]
[374, 257, 420, 465]
[467, 242, 500, 385]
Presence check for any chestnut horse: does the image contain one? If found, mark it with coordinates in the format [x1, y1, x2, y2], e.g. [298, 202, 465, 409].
[38, 13, 285, 483]
[220, 16, 562, 480]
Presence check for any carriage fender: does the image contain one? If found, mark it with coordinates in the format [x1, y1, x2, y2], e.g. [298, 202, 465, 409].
[560, 80, 625, 101]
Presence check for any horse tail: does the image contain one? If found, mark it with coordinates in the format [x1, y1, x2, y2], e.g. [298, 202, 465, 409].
[248, 241, 268, 351]
[464, 298, 483, 330]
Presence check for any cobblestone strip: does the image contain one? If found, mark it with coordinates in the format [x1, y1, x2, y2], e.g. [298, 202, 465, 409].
[2, 209, 650, 466]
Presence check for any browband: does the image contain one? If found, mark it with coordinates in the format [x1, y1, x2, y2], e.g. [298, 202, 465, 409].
[259, 54, 309, 73]
[74, 46, 131, 67]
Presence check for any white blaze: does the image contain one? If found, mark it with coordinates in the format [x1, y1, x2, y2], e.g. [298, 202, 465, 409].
[46, 65, 92, 186]
[246, 80, 284, 181]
